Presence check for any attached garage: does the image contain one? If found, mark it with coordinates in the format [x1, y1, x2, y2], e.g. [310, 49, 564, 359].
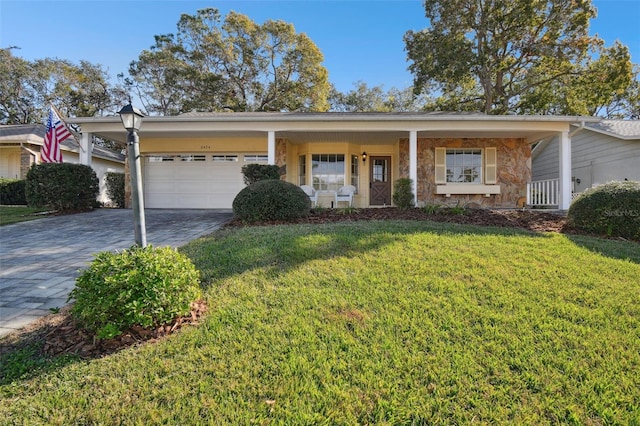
[143, 153, 266, 208]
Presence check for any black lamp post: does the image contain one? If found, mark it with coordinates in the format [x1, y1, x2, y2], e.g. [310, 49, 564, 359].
[117, 104, 147, 247]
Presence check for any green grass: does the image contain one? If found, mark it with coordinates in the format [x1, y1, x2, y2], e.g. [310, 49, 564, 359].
[1, 220, 639, 424]
[0, 206, 52, 225]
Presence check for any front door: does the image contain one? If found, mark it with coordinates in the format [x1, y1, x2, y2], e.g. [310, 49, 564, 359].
[369, 156, 391, 206]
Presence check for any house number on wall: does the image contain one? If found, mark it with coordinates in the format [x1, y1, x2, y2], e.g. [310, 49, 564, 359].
[200, 145, 211, 150]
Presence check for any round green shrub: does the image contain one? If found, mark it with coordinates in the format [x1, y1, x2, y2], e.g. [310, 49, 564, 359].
[232, 179, 311, 222]
[568, 181, 640, 241]
[26, 163, 99, 212]
[68, 245, 202, 339]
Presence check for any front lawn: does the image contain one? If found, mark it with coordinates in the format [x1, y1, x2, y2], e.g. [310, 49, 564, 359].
[0, 206, 51, 226]
[1, 220, 639, 424]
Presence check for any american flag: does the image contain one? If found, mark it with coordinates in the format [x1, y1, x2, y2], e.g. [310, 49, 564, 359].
[42, 106, 72, 163]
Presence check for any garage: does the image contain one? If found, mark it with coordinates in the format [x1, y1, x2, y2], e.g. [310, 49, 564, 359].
[143, 153, 265, 208]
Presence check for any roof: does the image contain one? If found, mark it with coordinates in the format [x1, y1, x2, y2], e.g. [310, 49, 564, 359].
[582, 120, 640, 140]
[0, 124, 124, 163]
[67, 112, 600, 144]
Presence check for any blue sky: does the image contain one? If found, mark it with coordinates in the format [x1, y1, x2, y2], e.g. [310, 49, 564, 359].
[1, 0, 639, 93]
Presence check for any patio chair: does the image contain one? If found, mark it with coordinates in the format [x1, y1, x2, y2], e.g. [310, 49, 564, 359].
[336, 185, 356, 207]
[300, 185, 318, 207]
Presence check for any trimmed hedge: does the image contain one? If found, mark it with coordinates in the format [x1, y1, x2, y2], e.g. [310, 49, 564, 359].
[232, 179, 311, 222]
[0, 178, 27, 205]
[568, 181, 640, 241]
[69, 245, 201, 339]
[241, 164, 280, 185]
[25, 163, 99, 212]
[105, 172, 125, 208]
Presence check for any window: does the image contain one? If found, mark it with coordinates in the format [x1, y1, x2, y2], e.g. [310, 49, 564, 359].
[244, 154, 268, 163]
[298, 155, 306, 186]
[147, 155, 175, 162]
[180, 155, 206, 162]
[312, 154, 345, 191]
[212, 155, 238, 162]
[446, 149, 482, 183]
[351, 155, 359, 191]
[434, 147, 498, 187]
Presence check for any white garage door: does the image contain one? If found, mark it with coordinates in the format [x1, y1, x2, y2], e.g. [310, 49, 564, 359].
[144, 154, 265, 208]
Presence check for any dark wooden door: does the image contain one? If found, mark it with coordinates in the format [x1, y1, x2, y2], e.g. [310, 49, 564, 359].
[369, 156, 391, 206]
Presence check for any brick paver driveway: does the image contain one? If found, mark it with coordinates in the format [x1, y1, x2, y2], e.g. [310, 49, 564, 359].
[0, 209, 232, 337]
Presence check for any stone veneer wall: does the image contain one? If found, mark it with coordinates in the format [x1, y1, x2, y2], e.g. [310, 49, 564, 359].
[20, 148, 36, 179]
[276, 138, 287, 180]
[399, 138, 531, 208]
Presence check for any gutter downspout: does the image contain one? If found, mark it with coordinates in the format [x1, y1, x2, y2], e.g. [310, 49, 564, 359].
[569, 120, 586, 138]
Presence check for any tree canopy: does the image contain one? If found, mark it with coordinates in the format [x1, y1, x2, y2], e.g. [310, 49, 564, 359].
[0, 48, 127, 125]
[404, 0, 636, 116]
[128, 8, 330, 115]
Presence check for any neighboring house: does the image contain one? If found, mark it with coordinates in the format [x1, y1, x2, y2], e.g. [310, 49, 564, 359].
[67, 112, 603, 210]
[0, 124, 126, 204]
[532, 120, 640, 198]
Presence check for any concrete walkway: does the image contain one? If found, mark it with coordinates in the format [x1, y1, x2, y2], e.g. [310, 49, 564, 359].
[0, 209, 232, 337]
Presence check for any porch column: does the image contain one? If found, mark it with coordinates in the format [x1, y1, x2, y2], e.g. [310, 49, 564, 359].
[79, 132, 92, 167]
[267, 131, 276, 165]
[409, 130, 418, 206]
[558, 131, 572, 210]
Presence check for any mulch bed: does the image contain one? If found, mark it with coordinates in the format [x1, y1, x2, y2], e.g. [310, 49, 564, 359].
[0, 208, 585, 360]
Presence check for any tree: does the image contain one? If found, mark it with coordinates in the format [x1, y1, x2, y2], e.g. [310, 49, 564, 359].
[128, 8, 330, 114]
[329, 81, 428, 112]
[0, 48, 127, 125]
[405, 0, 609, 114]
[519, 41, 634, 117]
[0, 47, 38, 124]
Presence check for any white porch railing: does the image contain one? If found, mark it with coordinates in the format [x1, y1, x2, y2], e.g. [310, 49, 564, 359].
[527, 179, 559, 207]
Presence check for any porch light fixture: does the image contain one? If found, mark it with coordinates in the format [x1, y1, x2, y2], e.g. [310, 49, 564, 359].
[362, 152, 367, 163]
[117, 103, 147, 247]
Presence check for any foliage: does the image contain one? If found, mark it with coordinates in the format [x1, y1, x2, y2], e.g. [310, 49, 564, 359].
[568, 181, 640, 240]
[128, 8, 330, 114]
[232, 179, 310, 222]
[25, 163, 99, 212]
[2, 222, 639, 423]
[392, 178, 415, 209]
[329, 81, 429, 112]
[404, 0, 635, 116]
[68, 245, 201, 339]
[105, 172, 125, 208]
[0, 178, 26, 205]
[422, 203, 442, 214]
[0, 48, 128, 125]
[240, 164, 280, 186]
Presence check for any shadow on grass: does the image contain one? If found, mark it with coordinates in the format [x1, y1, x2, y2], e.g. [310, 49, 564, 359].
[564, 233, 640, 264]
[184, 219, 557, 285]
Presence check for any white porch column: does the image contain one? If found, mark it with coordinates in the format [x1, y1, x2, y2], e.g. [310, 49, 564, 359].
[409, 130, 418, 206]
[558, 131, 572, 210]
[79, 132, 92, 167]
[267, 131, 276, 165]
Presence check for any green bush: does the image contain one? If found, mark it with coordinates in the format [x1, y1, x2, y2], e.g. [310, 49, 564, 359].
[0, 178, 26, 205]
[25, 163, 99, 212]
[568, 181, 640, 241]
[241, 163, 280, 185]
[392, 178, 415, 209]
[105, 172, 125, 208]
[232, 179, 311, 222]
[68, 245, 202, 339]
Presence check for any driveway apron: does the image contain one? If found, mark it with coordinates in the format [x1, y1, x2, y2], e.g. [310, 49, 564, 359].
[0, 209, 232, 337]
